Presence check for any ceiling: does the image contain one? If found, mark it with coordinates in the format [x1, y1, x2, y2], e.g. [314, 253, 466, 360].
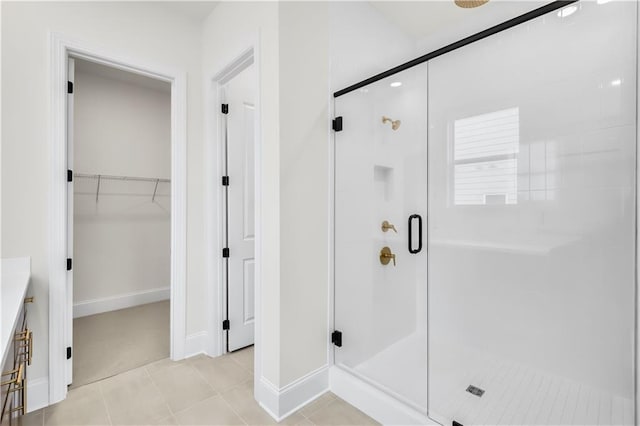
[370, 1, 475, 39]
[155, 1, 219, 22]
[74, 58, 171, 93]
[75, 1, 554, 92]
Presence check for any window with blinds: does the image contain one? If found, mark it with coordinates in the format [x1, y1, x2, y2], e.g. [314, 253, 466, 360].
[453, 107, 519, 205]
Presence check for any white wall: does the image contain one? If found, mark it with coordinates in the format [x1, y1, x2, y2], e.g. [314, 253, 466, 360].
[202, 2, 332, 414]
[73, 62, 171, 310]
[1, 1, 203, 387]
[278, 1, 329, 387]
[74, 62, 171, 179]
[201, 0, 282, 387]
[329, 2, 417, 94]
[0, 0, 417, 405]
[200, 0, 414, 408]
[0, 0, 3, 263]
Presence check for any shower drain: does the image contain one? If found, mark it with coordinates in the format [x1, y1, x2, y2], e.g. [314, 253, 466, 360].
[465, 384, 485, 397]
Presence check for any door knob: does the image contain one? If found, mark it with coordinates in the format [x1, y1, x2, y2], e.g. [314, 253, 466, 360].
[381, 221, 397, 233]
[379, 247, 396, 266]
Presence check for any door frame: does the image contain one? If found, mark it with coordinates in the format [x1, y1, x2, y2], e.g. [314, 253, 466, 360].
[217, 50, 256, 353]
[48, 32, 188, 405]
[205, 44, 261, 359]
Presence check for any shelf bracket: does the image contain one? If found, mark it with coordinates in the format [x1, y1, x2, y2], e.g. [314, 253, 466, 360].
[152, 179, 160, 202]
[95, 175, 101, 203]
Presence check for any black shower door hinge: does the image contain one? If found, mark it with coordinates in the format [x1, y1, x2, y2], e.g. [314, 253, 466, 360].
[331, 330, 342, 347]
[222, 176, 229, 186]
[66, 346, 72, 359]
[221, 103, 229, 114]
[222, 248, 230, 258]
[222, 319, 230, 330]
[66, 258, 72, 271]
[67, 169, 73, 182]
[67, 81, 73, 94]
[332, 116, 343, 132]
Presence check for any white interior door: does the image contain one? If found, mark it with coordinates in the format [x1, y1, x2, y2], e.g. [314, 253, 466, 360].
[66, 57, 75, 384]
[224, 62, 256, 352]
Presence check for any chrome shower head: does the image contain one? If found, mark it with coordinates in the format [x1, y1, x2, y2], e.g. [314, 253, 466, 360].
[382, 116, 401, 131]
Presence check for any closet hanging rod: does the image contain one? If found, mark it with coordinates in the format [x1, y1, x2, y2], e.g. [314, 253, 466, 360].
[74, 173, 170, 183]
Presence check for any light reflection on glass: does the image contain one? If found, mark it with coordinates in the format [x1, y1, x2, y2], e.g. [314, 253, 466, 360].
[453, 107, 519, 205]
[557, 5, 578, 18]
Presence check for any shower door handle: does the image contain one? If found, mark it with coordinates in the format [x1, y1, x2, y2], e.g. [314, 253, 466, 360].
[408, 214, 422, 254]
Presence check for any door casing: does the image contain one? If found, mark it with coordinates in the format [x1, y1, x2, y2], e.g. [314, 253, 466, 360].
[221, 60, 257, 352]
[209, 48, 258, 356]
[49, 33, 188, 405]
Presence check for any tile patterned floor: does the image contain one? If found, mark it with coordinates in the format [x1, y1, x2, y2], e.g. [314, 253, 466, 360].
[21, 346, 379, 426]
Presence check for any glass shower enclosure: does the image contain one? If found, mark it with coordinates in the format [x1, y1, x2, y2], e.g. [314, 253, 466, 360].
[333, 2, 637, 425]
[334, 64, 428, 411]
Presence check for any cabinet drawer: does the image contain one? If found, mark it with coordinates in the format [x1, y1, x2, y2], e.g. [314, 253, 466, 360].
[1, 297, 33, 425]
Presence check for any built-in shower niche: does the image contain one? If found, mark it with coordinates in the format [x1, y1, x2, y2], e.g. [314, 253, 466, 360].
[373, 165, 394, 203]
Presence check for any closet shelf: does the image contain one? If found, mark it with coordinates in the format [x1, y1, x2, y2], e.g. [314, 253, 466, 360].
[74, 173, 170, 183]
[74, 173, 170, 202]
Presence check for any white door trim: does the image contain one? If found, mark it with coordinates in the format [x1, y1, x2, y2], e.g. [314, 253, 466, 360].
[48, 32, 187, 405]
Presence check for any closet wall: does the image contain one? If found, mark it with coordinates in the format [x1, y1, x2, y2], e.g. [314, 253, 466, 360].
[73, 60, 171, 316]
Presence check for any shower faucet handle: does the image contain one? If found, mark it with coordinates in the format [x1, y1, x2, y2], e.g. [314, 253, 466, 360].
[381, 221, 397, 233]
[379, 247, 396, 266]
[381, 116, 401, 131]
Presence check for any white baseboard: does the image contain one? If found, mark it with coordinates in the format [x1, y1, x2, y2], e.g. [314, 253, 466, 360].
[184, 331, 208, 358]
[329, 366, 437, 425]
[256, 378, 281, 420]
[257, 365, 329, 421]
[73, 287, 170, 318]
[27, 377, 49, 413]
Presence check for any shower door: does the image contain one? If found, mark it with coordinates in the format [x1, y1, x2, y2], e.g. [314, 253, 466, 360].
[334, 65, 429, 411]
[428, 2, 637, 425]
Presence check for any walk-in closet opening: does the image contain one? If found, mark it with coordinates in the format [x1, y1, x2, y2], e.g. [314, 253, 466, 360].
[69, 58, 172, 387]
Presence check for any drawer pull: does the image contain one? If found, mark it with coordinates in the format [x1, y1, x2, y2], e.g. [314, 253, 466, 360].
[1, 363, 24, 386]
[15, 329, 32, 366]
[1, 366, 20, 387]
[1, 363, 25, 419]
[2, 332, 30, 422]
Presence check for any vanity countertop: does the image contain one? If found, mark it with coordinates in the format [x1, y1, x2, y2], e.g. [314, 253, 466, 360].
[1, 257, 31, 368]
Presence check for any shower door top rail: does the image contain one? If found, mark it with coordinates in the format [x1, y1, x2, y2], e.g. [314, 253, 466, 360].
[333, 0, 578, 98]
